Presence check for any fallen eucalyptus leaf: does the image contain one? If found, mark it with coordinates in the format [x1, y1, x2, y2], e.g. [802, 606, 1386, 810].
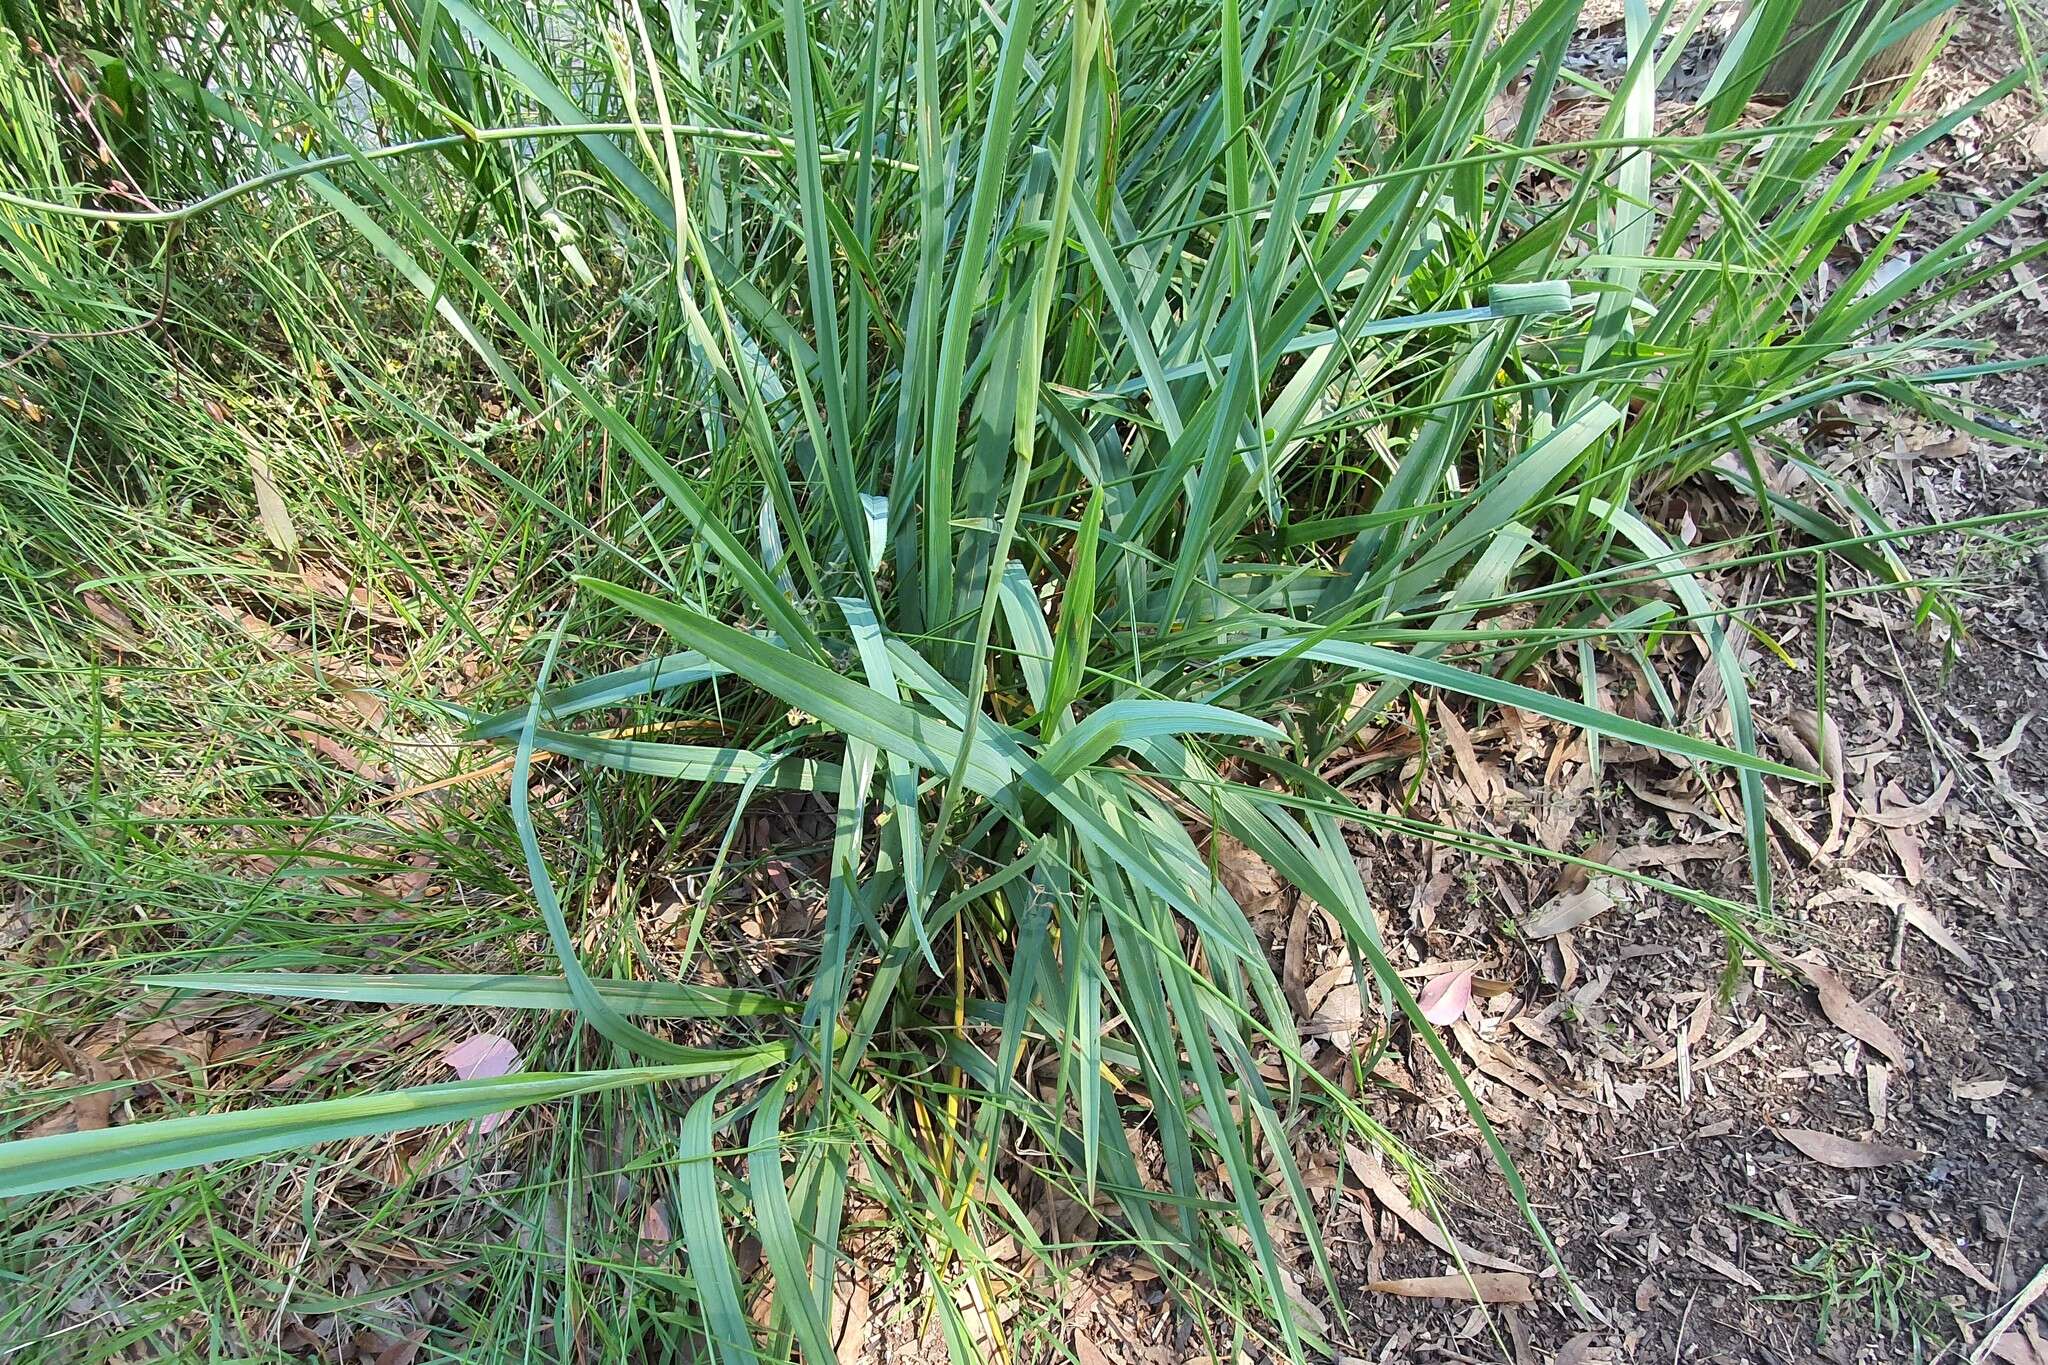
[1523, 885, 1614, 939]
[1345, 1145, 1531, 1274]
[1366, 1272, 1534, 1304]
[1794, 959, 1908, 1068]
[1900, 903, 1973, 967]
[1776, 1127, 1919, 1169]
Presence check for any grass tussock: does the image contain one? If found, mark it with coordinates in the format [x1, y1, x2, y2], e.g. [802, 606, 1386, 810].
[0, 0, 2042, 1358]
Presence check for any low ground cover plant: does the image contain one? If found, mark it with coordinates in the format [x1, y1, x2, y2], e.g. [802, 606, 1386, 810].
[0, 0, 2039, 1357]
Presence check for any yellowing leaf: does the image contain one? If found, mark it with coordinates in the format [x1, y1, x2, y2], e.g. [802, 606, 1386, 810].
[242, 437, 299, 556]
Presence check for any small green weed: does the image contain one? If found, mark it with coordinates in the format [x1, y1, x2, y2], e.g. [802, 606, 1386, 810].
[1734, 1203, 1948, 1356]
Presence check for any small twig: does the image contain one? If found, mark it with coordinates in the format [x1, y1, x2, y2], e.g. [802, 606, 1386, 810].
[1672, 1288, 1698, 1365]
[1997, 1177, 2024, 1288]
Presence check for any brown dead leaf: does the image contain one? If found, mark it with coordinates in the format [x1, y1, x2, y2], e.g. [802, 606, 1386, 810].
[1436, 700, 1500, 805]
[1540, 929, 1580, 994]
[1977, 1265, 2048, 1365]
[1278, 1267, 1329, 1335]
[1073, 1332, 1114, 1365]
[1791, 708, 1846, 789]
[1794, 959, 1909, 1067]
[638, 1200, 671, 1246]
[292, 729, 392, 785]
[265, 1020, 433, 1090]
[1366, 1273, 1534, 1304]
[1485, 80, 1530, 139]
[1282, 900, 1311, 1010]
[1555, 1333, 1608, 1365]
[1985, 1331, 2045, 1365]
[1646, 993, 1715, 1070]
[26, 1075, 113, 1137]
[1624, 771, 1740, 830]
[1885, 824, 1925, 885]
[1906, 1214, 1998, 1293]
[1900, 903, 1973, 967]
[1684, 1245, 1761, 1291]
[0, 889, 33, 952]
[1861, 772, 1954, 828]
[1609, 839, 1737, 872]
[832, 1279, 871, 1358]
[1450, 1022, 1600, 1113]
[1766, 719, 1821, 776]
[1953, 1078, 2008, 1102]
[302, 563, 409, 628]
[1302, 963, 1363, 1045]
[1205, 831, 1281, 917]
[106, 1020, 213, 1080]
[1812, 867, 1910, 912]
[1696, 1018, 1768, 1071]
[1553, 838, 1617, 898]
[1978, 711, 2035, 763]
[1523, 884, 1615, 939]
[278, 1324, 328, 1357]
[1908, 428, 1973, 459]
[339, 686, 388, 727]
[80, 591, 144, 654]
[371, 1328, 427, 1365]
[1412, 870, 1453, 932]
[1775, 1127, 1920, 1169]
[43, 1023, 212, 1131]
[212, 604, 379, 684]
[1345, 1145, 1531, 1274]
[1766, 796, 1823, 863]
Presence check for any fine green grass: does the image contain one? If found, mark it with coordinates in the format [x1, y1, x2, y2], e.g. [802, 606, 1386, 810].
[0, 0, 2044, 1359]
[1734, 1204, 1948, 1355]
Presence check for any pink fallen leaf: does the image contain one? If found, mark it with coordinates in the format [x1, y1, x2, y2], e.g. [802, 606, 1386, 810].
[1415, 967, 1476, 1026]
[441, 1032, 523, 1133]
[443, 1032, 521, 1079]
